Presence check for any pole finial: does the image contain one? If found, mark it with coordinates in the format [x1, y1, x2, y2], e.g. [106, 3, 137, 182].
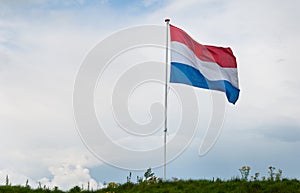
[165, 18, 170, 23]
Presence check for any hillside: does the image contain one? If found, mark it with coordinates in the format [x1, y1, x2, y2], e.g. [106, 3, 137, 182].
[1, 179, 300, 193]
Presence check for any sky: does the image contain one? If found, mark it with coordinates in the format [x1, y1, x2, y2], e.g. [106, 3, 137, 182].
[1, 0, 300, 190]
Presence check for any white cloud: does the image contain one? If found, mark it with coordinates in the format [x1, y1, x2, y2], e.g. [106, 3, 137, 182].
[39, 164, 104, 190]
[0, 165, 104, 191]
[0, 169, 37, 187]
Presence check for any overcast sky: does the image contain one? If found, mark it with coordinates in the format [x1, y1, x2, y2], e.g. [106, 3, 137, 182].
[1, 0, 300, 190]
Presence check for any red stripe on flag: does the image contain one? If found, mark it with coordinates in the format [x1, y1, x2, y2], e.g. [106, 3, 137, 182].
[170, 25, 237, 68]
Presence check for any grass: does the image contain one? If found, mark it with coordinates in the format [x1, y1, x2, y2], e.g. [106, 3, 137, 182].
[1, 179, 300, 193]
[1, 166, 299, 193]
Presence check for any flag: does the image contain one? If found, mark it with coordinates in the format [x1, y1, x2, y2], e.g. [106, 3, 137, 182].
[169, 25, 240, 104]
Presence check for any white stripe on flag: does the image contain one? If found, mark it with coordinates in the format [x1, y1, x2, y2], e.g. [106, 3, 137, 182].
[171, 41, 239, 89]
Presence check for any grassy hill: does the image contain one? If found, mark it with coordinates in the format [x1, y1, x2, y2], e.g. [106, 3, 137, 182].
[1, 167, 299, 193]
[1, 179, 300, 193]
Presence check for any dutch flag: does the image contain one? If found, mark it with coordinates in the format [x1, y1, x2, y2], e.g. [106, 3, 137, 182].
[169, 25, 240, 104]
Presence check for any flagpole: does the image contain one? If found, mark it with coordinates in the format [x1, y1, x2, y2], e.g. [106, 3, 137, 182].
[164, 18, 170, 181]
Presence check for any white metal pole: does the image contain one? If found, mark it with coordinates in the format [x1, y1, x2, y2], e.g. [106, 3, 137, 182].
[164, 18, 170, 181]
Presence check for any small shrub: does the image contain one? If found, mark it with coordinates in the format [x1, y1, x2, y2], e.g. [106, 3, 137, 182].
[239, 166, 251, 181]
[107, 182, 119, 189]
[5, 175, 9, 186]
[251, 172, 260, 181]
[126, 172, 132, 183]
[144, 168, 154, 180]
[275, 169, 283, 181]
[268, 166, 276, 181]
[68, 186, 81, 193]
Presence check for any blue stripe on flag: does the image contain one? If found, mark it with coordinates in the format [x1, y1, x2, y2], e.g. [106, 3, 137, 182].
[170, 62, 240, 104]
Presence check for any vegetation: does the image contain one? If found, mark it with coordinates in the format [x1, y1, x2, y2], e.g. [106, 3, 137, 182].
[1, 166, 300, 193]
[1, 179, 300, 193]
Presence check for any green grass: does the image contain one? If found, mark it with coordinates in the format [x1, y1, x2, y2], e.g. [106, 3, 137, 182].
[1, 179, 300, 193]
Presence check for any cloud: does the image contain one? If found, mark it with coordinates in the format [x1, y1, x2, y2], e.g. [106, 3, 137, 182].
[40, 164, 104, 190]
[0, 169, 38, 187]
[254, 117, 300, 143]
[0, 165, 104, 191]
[263, 126, 300, 142]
